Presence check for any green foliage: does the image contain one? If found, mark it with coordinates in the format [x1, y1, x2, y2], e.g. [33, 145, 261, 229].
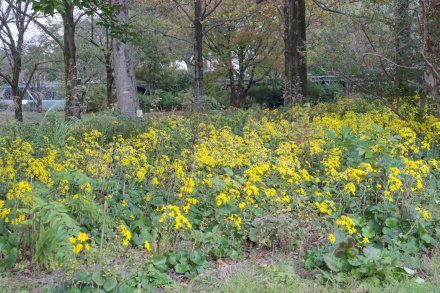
[150, 250, 207, 278]
[33, 197, 79, 267]
[307, 81, 345, 104]
[139, 90, 181, 111]
[247, 84, 283, 108]
[52, 263, 175, 292]
[79, 84, 113, 113]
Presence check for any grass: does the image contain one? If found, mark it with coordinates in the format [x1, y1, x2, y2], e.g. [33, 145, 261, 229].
[173, 252, 440, 293]
[1, 249, 439, 292]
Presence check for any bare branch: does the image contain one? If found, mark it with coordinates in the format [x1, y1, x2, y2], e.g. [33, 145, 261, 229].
[363, 53, 422, 70]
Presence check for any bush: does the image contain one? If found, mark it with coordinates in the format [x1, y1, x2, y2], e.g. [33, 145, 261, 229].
[78, 84, 113, 113]
[307, 81, 345, 104]
[247, 84, 284, 108]
[140, 90, 182, 111]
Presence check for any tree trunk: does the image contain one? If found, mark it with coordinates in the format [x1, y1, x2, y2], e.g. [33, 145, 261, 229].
[194, 0, 204, 101]
[283, 0, 307, 107]
[62, 1, 80, 121]
[105, 52, 113, 108]
[419, 84, 428, 114]
[228, 67, 237, 106]
[394, 0, 410, 106]
[420, 0, 440, 117]
[112, 0, 139, 117]
[236, 47, 248, 108]
[11, 52, 23, 122]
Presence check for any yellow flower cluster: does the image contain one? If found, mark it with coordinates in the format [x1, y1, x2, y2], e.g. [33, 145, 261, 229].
[336, 215, 357, 235]
[119, 225, 132, 246]
[328, 233, 336, 244]
[70, 232, 91, 254]
[314, 200, 335, 215]
[227, 214, 243, 230]
[415, 207, 432, 219]
[158, 205, 192, 230]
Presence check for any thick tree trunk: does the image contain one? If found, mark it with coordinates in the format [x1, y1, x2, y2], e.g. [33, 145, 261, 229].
[62, 2, 80, 121]
[194, 0, 204, 101]
[283, 0, 307, 107]
[236, 86, 249, 108]
[112, 0, 139, 117]
[420, 0, 440, 117]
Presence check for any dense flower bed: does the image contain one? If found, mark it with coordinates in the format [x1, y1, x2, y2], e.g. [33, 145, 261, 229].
[0, 100, 439, 284]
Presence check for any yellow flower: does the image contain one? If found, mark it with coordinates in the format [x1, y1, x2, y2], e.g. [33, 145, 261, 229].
[362, 237, 370, 244]
[77, 232, 89, 243]
[328, 234, 336, 244]
[69, 236, 77, 244]
[73, 243, 83, 254]
[344, 182, 356, 195]
[121, 200, 128, 207]
[144, 240, 152, 252]
[151, 177, 159, 185]
[423, 210, 431, 219]
[85, 244, 91, 251]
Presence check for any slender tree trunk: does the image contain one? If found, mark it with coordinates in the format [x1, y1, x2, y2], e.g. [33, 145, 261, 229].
[194, 0, 204, 101]
[62, 1, 80, 121]
[394, 0, 410, 108]
[228, 67, 237, 106]
[236, 47, 248, 108]
[11, 52, 23, 122]
[112, 0, 139, 117]
[12, 19, 24, 121]
[105, 52, 113, 107]
[419, 84, 428, 114]
[283, 0, 307, 107]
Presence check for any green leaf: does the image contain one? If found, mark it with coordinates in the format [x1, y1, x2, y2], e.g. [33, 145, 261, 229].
[362, 226, 376, 238]
[323, 254, 344, 272]
[347, 256, 364, 267]
[223, 167, 234, 176]
[92, 272, 100, 285]
[249, 228, 257, 242]
[363, 246, 381, 262]
[76, 271, 91, 282]
[103, 277, 118, 292]
[385, 217, 399, 228]
[326, 130, 338, 139]
[420, 233, 437, 245]
[229, 250, 238, 260]
[151, 255, 167, 266]
[189, 250, 205, 266]
[364, 150, 374, 159]
[116, 283, 133, 293]
[175, 263, 191, 274]
[167, 254, 178, 266]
